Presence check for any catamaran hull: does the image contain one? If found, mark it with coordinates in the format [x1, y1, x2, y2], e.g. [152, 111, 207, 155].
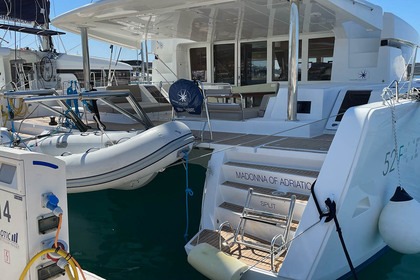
[185, 100, 420, 279]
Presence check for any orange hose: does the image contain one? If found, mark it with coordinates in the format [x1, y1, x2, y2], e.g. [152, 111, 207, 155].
[53, 213, 86, 280]
[54, 213, 63, 248]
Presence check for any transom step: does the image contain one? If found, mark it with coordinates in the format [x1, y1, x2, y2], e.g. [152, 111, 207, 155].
[190, 229, 285, 272]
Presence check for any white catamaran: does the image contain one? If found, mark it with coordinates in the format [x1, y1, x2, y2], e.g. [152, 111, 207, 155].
[51, 0, 420, 279]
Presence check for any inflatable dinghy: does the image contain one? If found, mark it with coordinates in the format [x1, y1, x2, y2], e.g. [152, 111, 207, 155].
[28, 121, 194, 193]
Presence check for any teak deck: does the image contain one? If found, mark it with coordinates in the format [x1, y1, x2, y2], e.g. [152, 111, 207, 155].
[193, 130, 334, 152]
[191, 229, 285, 273]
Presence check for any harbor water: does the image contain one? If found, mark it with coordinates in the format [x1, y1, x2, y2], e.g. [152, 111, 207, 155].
[68, 163, 207, 280]
[68, 163, 420, 280]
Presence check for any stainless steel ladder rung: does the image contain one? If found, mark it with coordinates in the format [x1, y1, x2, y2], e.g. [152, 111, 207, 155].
[233, 187, 296, 272]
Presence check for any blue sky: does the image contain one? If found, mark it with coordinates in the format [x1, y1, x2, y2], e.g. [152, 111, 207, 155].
[4, 0, 420, 61]
[370, 0, 420, 31]
[49, 0, 140, 60]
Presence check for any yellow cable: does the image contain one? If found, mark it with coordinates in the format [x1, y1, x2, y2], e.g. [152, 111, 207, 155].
[1, 112, 8, 126]
[54, 214, 86, 280]
[56, 214, 86, 279]
[1, 104, 9, 126]
[0, 98, 28, 126]
[64, 265, 76, 280]
[64, 251, 80, 280]
[9, 98, 28, 117]
[19, 248, 79, 280]
[19, 200, 86, 280]
[65, 253, 79, 280]
[74, 259, 87, 280]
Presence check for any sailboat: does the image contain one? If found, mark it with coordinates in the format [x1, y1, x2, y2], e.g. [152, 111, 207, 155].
[0, 0, 194, 193]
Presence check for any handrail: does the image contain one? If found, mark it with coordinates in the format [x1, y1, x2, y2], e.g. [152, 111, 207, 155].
[198, 80, 213, 140]
[387, 80, 399, 101]
[283, 195, 296, 248]
[202, 82, 245, 121]
[349, 0, 374, 11]
[8, 90, 89, 132]
[154, 54, 178, 80]
[217, 221, 234, 250]
[6, 89, 154, 131]
[270, 233, 286, 272]
[234, 188, 296, 272]
[153, 68, 172, 85]
[3, 89, 57, 97]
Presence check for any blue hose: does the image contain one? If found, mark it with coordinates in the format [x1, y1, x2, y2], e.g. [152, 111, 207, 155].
[183, 150, 193, 241]
[6, 99, 29, 149]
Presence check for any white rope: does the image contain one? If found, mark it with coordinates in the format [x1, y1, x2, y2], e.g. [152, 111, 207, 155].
[381, 87, 402, 186]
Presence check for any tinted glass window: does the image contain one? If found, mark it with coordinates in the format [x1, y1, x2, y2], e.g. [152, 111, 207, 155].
[241, 41, 267, 85]
[308, 37, 335, 81]
[214, 44, 235, 84]
[272, 40, 302, 81]
[190, 47, 207, 82]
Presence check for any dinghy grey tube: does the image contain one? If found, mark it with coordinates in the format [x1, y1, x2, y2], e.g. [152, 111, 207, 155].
[59, 121, 194, 193]
[29, 130, 143, 156]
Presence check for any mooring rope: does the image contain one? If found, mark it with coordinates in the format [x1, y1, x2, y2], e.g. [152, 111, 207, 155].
[182, 150, 194, 241]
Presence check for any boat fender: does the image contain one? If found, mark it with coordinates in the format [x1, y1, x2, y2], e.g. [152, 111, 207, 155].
[188, 243, 248, 280]
[378, 186, 420, 254]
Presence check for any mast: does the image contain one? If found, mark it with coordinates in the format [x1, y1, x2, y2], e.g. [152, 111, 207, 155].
[40, 21, 54, 52]
[35, 0, 53, 51]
